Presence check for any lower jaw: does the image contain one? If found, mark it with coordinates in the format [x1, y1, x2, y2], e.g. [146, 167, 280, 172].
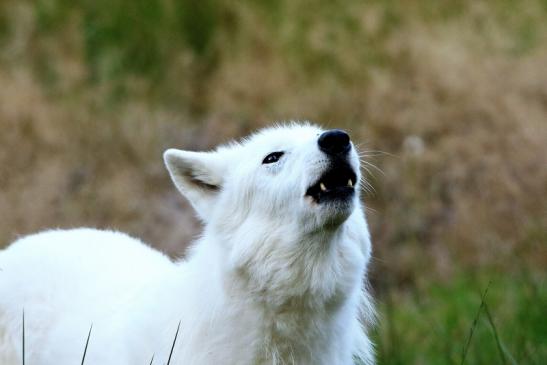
[312, 199, 355, 227]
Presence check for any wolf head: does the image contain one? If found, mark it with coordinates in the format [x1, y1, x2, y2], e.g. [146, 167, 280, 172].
[164, 123, 363, 232]
[164, 123, 371, 295]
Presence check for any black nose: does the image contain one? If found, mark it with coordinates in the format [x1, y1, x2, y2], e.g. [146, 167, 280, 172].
[318, 129, 351, 155]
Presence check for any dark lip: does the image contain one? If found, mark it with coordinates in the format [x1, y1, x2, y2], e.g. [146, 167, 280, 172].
[305, 162, 357, 203]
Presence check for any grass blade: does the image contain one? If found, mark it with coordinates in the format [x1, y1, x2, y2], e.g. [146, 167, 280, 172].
[460, 281, 491, 365]
[81, 324, 93, 365]
[484, 302, 518, 365]
[166, 321, 181, 365]
[22, 310, 25, 365]
[482, 301, 507, 365]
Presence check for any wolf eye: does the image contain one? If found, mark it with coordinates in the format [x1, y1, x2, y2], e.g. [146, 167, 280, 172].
[262, 151, 284, 164]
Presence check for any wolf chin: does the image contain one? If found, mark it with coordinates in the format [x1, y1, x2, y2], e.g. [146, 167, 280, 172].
[0, 123, 375, 365]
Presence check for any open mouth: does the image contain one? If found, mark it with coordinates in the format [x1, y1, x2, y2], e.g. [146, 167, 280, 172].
[305, 162, 357, 204]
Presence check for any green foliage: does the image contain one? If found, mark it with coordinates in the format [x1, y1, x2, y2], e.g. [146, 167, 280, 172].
[9, 0, 547, 88]
[32, 0, 222, 81]
[0, 11, 8, 43]
[81, 0, 169, 79]
[373, 271, 547, 364]
[174, 1, 219, 56]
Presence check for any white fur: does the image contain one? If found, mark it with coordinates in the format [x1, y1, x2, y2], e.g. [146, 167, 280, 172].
[0, 123, 375, 365]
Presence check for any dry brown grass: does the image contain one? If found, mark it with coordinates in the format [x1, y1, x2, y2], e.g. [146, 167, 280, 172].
[0, 0, 546, 284]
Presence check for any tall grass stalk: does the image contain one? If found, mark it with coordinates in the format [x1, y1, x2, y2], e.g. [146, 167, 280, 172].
[460, 282, 491, 365]
[22, 310, 25, 365]
[81, 324, 93, 365]
[484, 302, 518, 365]
[166, 321, 181, 365]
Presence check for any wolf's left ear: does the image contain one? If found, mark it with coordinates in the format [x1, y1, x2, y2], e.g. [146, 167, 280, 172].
[164, 149, 225, 219]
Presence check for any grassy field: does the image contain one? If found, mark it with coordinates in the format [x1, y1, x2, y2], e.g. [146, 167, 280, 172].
[373, 271, 546, 364]
[0, 0, 546, 363]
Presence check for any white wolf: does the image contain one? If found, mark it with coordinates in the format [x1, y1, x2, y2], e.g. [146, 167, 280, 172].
[0, 123, 375, 365]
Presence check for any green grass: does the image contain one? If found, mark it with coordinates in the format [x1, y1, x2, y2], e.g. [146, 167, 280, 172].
[373, 270, 547, 364]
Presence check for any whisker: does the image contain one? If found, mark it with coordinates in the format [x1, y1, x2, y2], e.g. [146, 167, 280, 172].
[361, 150, 398, 158]
[360, 159, 385, 176]
[360, 164, 374, 178]
[358, 178, 376, 195]
[355, 141, 397, 157]
[358, 151, 390, 157]
[369, 255, 389, 265]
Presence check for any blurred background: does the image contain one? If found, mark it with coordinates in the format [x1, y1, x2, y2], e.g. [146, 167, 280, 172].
[0, 0, 546, 363]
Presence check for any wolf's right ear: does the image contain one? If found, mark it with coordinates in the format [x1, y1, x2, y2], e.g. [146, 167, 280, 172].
[164, 149, 225, 219]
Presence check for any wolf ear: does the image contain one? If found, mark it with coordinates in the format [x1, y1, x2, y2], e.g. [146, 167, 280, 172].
[164, 149, 225, 219]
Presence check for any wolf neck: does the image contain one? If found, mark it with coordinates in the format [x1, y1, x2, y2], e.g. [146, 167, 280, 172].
[187, 221, 365, 363]
[214, 220, 357, 304]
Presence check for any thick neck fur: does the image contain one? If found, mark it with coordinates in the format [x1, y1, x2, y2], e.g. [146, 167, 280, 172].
[182, 211, 369, 364]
